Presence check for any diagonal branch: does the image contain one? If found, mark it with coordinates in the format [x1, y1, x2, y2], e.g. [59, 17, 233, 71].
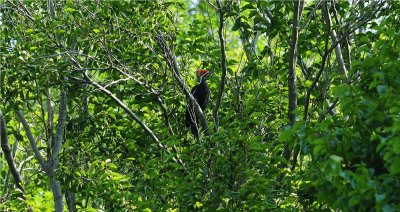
[155, 31, 209, 136]
[303, 1, 384, 122]
[323, 1, 348, 79]
[213, 0, 228, 132]
[318, 98, 339, 122]
[16, 111, 46, 169]
[83, 72, 163, 147]
[83, 72, 185, 167]
[95, 39, 175, 135]
[293, 1, 384, 171]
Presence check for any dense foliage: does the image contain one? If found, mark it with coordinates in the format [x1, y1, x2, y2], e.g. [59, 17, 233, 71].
[1, 0, 399, 211]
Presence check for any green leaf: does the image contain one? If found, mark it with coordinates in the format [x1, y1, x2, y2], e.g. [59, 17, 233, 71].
[304, 80, 313, 87]
[389, 161, 400, 175]
[330, 155, 343, 163]
[376, 85, 388, 96]
[279, 128, 293, 142]
[250, 112, 262, 118]
[25, 29, 34, 33]
[349, 195, 360, 206]
[333, 84, 351, 97]
[63, 7, 76, 12]
[194, 202, 203, 209]
[232, 17, 241, 31]
[375, 193, 386, 203]
[241, 4, 255, 10]
[393, 137, 400, 153]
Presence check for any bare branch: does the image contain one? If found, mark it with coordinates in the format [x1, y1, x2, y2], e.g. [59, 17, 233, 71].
[104, 78, 132, 88]
[301, 0, 323, 32]
[288, 0, 303, 127]
[92, 38, 175, 136]
[332, 2, 352, 70]
[292, 1, 384, 171]
[303, 24, 330, 123]
[8, 0, 34, 21]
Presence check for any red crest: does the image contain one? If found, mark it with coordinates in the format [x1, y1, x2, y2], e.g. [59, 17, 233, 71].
[197, 69, 209, 76]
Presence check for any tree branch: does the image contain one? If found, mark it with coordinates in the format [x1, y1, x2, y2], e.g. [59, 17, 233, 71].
[45, 88, 54, 159]
[318, 98, 339, 122]
[323, 1, 348, 79]
[83, 72, 162, 147]
[292, 1, 384, 171]
[45, 88, 68, 212]
[16, 111, 46, 169]
[95, 39, 175, 135]
[301, 0, 323, 32]
[83, 72, 185, 167]
[155, 31, 209, 136]
[0, 111, 25, 193]
[303, 1, 383, 122]
[51, 89, 67, 162]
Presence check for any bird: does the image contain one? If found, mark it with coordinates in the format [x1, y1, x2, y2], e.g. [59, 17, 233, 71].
[185, 69, 213, 139]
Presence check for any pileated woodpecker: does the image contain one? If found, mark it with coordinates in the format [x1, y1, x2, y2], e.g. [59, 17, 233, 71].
[185, 69, 212, 139]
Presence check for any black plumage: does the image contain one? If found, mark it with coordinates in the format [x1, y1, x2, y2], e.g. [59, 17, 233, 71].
[185, 70, 212, 139]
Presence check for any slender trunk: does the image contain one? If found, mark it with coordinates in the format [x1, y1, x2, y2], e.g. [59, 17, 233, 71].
[282, 0, 304, 169]
[17, 89, 68, 212]
[323, 1, 348, 79]
[213, 0, 228, 132]
[51, 178, 64, 212]
[51, 90, 68, 212]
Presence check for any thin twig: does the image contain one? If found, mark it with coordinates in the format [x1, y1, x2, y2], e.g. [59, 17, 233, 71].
[318, 98, 339, 122]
